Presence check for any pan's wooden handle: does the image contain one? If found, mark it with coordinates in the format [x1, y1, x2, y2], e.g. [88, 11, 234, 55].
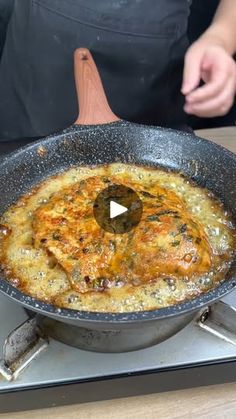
[74, 48, 120, 125]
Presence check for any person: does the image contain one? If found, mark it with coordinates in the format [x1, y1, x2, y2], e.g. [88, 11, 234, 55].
[0, 0, 235, 141]
[183, 0, 236, 119]
[187, 0, 236, 129]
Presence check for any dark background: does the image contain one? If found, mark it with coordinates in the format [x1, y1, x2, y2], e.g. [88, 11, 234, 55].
[0, 0, 235, 130]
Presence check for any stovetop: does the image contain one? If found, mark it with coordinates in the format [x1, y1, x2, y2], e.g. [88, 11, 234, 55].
[1, 291, 236, 388]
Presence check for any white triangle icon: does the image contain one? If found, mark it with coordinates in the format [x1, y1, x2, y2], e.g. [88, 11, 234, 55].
[110, 201, 128, 219]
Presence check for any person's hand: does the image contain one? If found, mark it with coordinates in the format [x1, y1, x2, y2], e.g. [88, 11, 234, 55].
[181, 39, 236, 118]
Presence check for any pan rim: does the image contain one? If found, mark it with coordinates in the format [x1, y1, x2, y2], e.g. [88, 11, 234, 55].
[1, 120, 236, 168]
[0, 275, 236, 324]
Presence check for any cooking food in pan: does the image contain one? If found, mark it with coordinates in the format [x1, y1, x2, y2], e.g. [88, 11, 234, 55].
[0, 162, 235, 313]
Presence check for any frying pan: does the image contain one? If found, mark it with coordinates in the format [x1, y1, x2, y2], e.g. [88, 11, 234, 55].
[0, 48, 236, 352]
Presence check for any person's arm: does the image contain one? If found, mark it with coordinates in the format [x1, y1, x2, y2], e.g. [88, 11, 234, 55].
[182, 0, 236, 118]
[206, 0, 236, 54]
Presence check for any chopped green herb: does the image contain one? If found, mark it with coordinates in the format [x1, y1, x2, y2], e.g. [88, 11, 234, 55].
[93, 278, 105, 288]
[147, 214, 160, 222]
[186, 235, 193, 242]
[102, 177, 111, 183]
[179, 223, 187, 234]
[171, 240, 180, 247]
[95, 242, 102, 254]
[52, 232, 60, 240]
[157, 210, 179, 216]
[140, 191, 156, 198]
[140, 191, 164, 201]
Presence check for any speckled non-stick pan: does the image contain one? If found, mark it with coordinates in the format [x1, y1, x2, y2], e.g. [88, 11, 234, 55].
[0, 49, 236, 347]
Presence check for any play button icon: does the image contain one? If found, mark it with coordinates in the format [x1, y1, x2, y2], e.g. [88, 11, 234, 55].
[93, 184, 143, 234]
[110, 201, 127, 219]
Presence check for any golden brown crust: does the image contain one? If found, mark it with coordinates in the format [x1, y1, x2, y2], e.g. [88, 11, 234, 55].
[32, 175, 212, 293]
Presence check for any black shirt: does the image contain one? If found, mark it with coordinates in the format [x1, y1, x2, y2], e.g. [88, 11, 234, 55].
[0, 0, 191, 140]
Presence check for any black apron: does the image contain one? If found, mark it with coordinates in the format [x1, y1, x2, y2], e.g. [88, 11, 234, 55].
[0, 0, 191, 141]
